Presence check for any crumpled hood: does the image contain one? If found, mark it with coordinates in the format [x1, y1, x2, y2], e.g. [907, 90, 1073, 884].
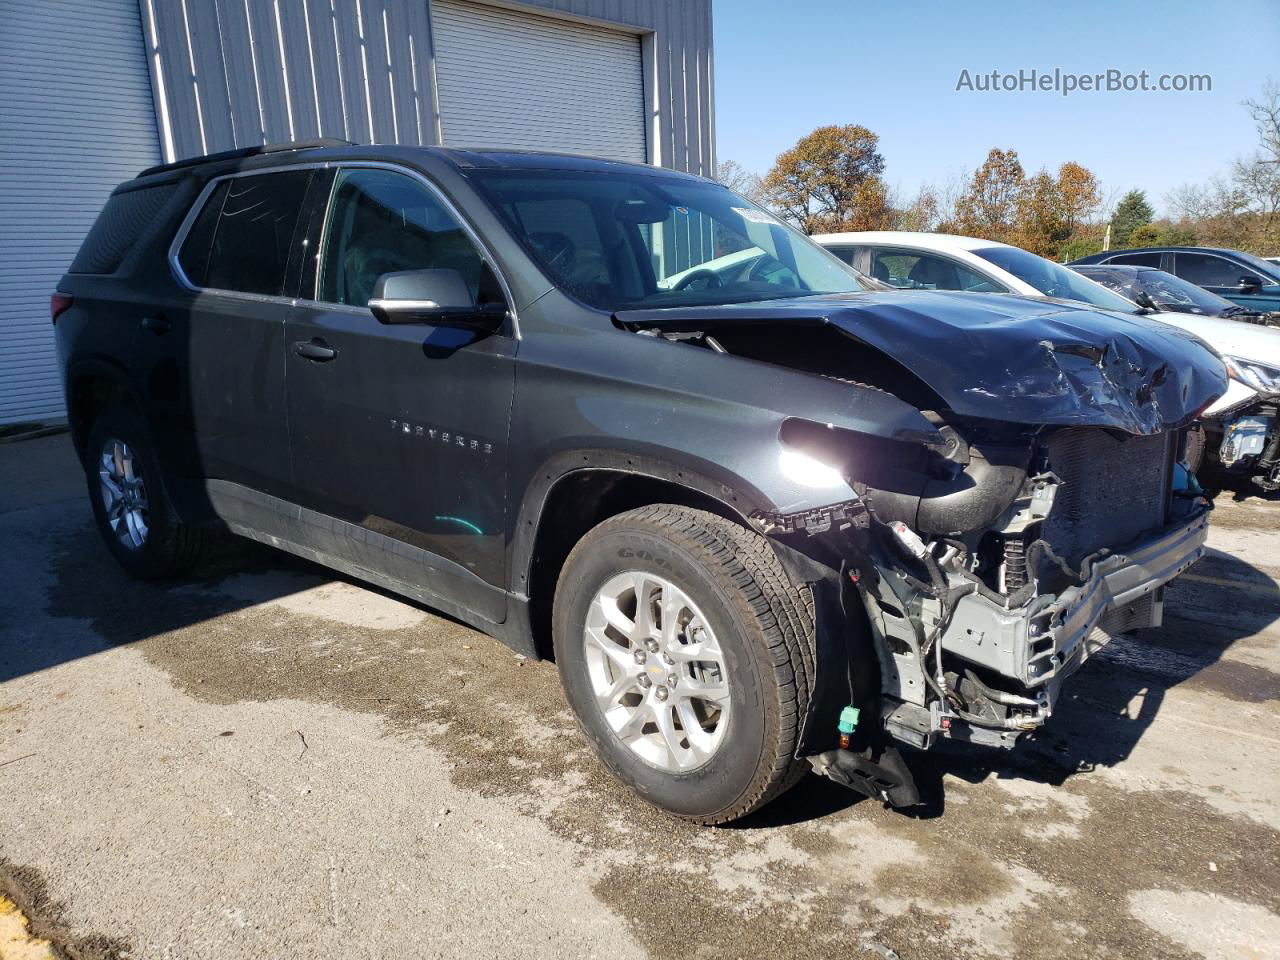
[615, 290, 1228, 435]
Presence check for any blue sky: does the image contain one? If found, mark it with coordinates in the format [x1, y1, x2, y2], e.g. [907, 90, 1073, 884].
[713, 0, 1280, 215]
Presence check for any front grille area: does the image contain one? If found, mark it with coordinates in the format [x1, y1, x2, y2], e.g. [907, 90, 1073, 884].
[1040, 428, 1173, 565]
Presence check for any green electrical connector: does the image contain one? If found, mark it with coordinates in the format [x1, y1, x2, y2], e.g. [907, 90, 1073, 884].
[837, 705, 861, 735]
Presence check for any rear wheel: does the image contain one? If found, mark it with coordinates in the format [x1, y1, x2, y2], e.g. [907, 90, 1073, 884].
[85, 404, 210, 578]
[553, 504, 814, 824]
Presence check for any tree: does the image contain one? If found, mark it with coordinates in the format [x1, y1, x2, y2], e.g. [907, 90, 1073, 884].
[895, 185, 941, 232]
[1056, 162, 1102, 233]
[1110, 189, 1154, 247]
[714, 159, 764, 203]
[1128, 223, 1162, 248]
[761, 125, 887, 234]
[953, 148, 1025, 241]
[1013, 170, 1068, 257]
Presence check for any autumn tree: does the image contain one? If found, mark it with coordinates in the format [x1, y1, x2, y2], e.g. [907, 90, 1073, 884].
[761, 125, 888, 233]
[714, 159, 764, 203]
[1014, 170, 1069, 257]
[895, 185, 941, 232]
[1110, 189, 1154, 247]
[953, 148, 1025, 242]
[1056, 162, 1102, 233]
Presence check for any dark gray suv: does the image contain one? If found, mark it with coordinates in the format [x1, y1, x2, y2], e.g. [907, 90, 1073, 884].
[55, 140, 1225, 823]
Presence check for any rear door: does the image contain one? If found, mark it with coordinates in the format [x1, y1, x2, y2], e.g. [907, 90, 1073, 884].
[284, 166, 516, 622]
[132, 168, 311, 497]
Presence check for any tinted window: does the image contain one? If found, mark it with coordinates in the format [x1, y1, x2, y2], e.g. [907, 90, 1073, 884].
[1137, 270, 1240, 314]
[1176, 252, 1261, 287]
[71, 183, 179, 274]
[470, 169, 863, 311]
[317, 168, 496, 307]
[824, 245, 856, 266]
[869, 249, 1000, 292]
[972, 245, 1139, 313]
[1108, 252, 1162, 268]
[178, 171, 311, 295]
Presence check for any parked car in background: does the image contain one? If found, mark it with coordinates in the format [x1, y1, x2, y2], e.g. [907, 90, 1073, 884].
[56, 143, 1226, 823]
[1072, 263, 1272, 322]
[1071, 246, 1280, 314]
[814, 232, 1280, 495]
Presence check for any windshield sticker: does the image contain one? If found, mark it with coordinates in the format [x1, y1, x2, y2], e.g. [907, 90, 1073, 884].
[732, 206, 777, 225]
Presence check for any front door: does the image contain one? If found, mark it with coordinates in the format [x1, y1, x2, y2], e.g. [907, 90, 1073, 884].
[285, 166, 516, 623]
[1175, 251, 1280, 312]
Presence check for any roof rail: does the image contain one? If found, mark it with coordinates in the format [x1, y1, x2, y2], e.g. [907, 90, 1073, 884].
[137, 138, 355, 178]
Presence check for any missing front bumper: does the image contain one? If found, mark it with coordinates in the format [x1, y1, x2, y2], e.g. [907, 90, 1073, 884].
[884, 507, 1211, 749]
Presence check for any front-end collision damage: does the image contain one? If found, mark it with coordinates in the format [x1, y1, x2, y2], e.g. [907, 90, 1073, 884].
[616, 292, 1227, 808]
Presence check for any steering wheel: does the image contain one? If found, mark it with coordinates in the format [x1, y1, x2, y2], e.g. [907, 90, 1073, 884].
[673, 268, 723, 291]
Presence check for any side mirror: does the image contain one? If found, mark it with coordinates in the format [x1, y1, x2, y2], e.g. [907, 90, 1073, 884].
[1238, 275, 1263, 295]
[368, 269, 507, 331]
[1132, 290, 1158, 311]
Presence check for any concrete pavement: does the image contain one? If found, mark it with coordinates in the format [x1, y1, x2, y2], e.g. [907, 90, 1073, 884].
[1, 434, 1278, 959]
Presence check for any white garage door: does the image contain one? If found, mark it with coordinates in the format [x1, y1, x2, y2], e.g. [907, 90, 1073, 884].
[431, 0, 646, 163]
[0, 0, 161, 426]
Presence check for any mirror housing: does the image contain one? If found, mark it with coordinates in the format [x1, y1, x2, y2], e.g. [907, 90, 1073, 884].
[1238, 275, 1263, 295]
[1132, 290, 1158, 311]
[368, 269, 507, 331]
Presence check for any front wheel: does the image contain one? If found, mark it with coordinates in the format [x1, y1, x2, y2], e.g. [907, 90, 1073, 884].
[552, 504, 815, 824]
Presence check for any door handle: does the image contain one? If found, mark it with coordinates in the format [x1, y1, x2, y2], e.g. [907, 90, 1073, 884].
[140, 314, 172, 334]
[294, 339, 337, 362]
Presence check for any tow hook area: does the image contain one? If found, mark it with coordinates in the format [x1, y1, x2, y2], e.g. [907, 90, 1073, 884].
[807, 746, 921, 809]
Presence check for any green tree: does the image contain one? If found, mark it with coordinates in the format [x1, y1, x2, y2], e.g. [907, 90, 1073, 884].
[1128, 223, 1162, 248]
[1110, 189, 1154, 247]
[761, 125, 888, 233]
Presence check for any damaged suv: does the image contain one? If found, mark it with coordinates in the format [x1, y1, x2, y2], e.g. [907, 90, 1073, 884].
[56, 142, 1226, 823]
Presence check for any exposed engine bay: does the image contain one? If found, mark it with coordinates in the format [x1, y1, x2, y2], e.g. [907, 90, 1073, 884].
[616, 294, 1223, 806]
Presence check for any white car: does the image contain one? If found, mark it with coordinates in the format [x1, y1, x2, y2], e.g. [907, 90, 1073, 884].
[813, 231, 1280, 494]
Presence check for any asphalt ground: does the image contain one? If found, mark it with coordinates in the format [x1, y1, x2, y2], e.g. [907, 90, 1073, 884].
[1, 433, 1278, 959]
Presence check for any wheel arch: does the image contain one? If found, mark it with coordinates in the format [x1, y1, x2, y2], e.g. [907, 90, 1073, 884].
[510, 452, 764, 661]
[64, 357, 138, 463]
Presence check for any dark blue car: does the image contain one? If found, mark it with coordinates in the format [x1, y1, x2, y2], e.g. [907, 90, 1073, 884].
[1071, 246, 1280, 314]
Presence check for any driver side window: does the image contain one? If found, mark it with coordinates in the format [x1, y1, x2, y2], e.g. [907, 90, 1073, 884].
[317, 168, 493, 307]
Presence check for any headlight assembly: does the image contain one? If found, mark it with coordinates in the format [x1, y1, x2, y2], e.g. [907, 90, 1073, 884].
[1225, 356, 1280, 394]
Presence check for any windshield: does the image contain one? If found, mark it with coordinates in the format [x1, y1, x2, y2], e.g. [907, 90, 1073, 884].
[468, 170, 864, 311]
[1137, 270, 1241, 314]
[1077, 266, 1238, 315]
[972, 246, 1140, 314]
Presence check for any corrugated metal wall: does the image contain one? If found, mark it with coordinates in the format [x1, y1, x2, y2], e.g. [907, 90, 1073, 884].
[0, 0, 161, 426]
[139, 0, 715, 175]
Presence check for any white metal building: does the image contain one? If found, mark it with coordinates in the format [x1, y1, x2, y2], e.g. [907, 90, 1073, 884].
[0, 0, 715, 426]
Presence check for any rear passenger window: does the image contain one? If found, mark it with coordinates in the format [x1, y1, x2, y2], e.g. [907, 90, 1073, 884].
[1108, 252, 1162, 268]
[71, 183, 179, 275]
[177, 171, 312, 295]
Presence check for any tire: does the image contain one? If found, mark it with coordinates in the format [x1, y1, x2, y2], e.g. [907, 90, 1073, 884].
[84, 403, 210, 579]
[552, 504, 815, 824]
